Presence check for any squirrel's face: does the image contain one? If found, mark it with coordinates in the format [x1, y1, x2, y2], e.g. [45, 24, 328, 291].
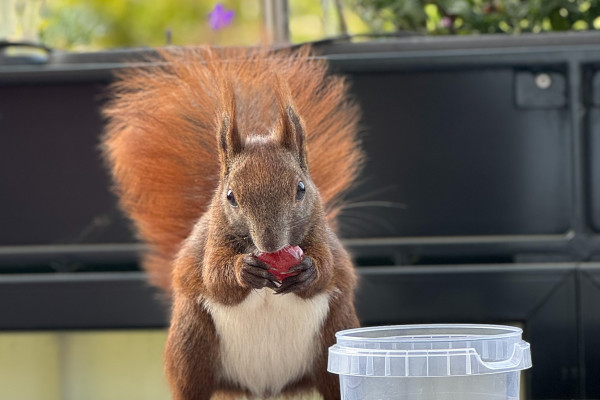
[215, 80, 317, 253]
[221, 140, 318, 253]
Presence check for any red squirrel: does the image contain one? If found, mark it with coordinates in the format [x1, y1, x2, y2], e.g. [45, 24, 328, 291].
[101, 46, 363, 400]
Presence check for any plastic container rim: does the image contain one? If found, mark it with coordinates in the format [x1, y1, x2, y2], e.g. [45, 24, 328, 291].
[335, 324, 522, 343]
[329, 341, 530, 358]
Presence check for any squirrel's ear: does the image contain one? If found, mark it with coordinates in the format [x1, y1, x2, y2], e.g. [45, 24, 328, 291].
[274, 75, 307, 170]
[217, 81, 243, 173]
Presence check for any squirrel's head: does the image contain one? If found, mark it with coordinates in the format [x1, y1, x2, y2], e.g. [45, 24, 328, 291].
[214, 79, 322, 253]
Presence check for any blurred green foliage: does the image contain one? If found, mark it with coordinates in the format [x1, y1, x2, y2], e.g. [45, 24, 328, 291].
[289, 0, 371, 42]
[37, 0, 261, 50]
[10, 0, 600, 51]
[347, 0, 600, 34]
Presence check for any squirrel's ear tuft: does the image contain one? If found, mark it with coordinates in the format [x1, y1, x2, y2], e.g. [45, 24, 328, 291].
[274, 75, 307, 170]
[217, 80, 243, 174]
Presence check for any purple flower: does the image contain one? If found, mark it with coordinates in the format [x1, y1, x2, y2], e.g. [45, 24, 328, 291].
[441, 16, 452, 28]
[209, 3, 234, 30]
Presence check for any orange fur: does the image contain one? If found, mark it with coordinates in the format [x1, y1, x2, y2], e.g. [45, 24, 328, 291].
[101, 46, 363, 292]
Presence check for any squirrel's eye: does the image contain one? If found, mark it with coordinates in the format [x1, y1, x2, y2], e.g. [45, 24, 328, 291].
[227, 189, 238, 207]
[296, 181, 306, 201]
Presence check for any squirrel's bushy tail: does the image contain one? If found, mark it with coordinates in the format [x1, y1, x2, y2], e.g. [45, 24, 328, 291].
[101, 46, 363, 292]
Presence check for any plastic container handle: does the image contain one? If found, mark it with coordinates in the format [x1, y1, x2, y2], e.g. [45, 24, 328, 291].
[479, 341, 531, 371]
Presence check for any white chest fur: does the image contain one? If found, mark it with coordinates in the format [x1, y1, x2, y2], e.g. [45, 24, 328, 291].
[203, 290, 330, 397]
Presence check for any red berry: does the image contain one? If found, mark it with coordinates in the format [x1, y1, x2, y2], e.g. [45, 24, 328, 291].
[256, 246, 304, 281]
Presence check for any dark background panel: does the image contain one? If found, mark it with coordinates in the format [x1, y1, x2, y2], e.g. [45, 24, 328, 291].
[587, 107, 600, 233]
[0, 82, 135, 246]
[354, 265, 571, 325]
[580, 264, 600, 399]
[524, 269, 578, 399]
[338, 69, 572, 238]
[0, 272, 169, 330]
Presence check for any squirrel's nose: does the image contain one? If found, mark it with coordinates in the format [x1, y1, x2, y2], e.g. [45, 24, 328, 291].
[254, 227, 286, 253]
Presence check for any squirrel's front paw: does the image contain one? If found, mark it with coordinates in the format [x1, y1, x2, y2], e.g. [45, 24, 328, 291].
[238, 254, 279, 290]
[275, 256, 317, 295]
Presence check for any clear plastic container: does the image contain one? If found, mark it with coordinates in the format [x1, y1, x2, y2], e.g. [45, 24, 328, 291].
[328, 324, 532, 400]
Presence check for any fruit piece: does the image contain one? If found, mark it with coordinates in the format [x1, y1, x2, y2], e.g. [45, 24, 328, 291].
[256, 245, 304, 281]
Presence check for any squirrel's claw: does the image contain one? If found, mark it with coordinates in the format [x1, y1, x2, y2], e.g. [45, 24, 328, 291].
[242, 254, 271, 269]
[241, 254, 279, 290]
[275, 256, 317, 295]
